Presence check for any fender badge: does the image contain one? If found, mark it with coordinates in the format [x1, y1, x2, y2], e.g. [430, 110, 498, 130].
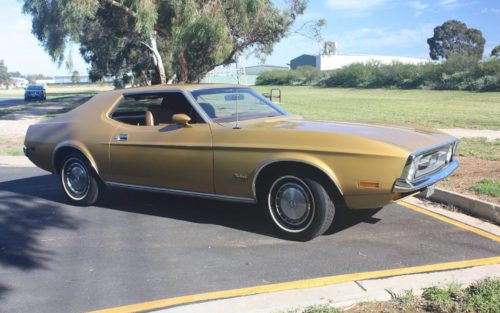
[232, 173, 247, 181]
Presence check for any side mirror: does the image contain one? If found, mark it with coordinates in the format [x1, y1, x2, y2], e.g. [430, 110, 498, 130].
[172, 113, 192, 127]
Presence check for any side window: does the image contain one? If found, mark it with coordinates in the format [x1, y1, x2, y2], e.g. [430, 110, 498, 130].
[111, 95, 163, 126]
[111, 92, 204, 126]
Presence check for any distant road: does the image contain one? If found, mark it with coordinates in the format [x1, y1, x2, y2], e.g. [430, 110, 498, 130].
[0, 98, 25, 108]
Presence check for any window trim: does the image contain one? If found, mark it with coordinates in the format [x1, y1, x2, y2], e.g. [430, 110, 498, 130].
[188, 87, 288, 123]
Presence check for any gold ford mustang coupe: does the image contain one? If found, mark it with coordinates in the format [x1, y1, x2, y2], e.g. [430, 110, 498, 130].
[24, 84, 458, 241]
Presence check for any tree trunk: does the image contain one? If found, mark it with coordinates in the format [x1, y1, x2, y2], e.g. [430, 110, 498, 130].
[149, 32, 166, 85]
[178, 50, 189, 83]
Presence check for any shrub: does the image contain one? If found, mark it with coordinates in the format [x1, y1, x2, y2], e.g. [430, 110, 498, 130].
[255, 66, 323, 86]
[255, 70, 292, 85]
[291, 66, 323, 85]
[256, 57, 500, 91]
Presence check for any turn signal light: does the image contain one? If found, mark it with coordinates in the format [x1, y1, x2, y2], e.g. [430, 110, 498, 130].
[359, 182, 380, 189]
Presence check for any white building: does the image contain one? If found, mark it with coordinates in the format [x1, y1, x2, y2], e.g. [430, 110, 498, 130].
[11, 77, 29, 88]
[290, 54, 429, 71]
[35, 79, 56, 86]
[54, 75, 91, 84]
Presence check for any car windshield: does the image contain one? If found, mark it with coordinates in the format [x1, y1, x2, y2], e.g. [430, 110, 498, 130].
[27, 85, 43, 90]
[190, 87, 287, 123]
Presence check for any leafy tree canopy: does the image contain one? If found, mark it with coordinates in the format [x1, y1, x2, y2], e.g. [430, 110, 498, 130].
[427, 20, 485, 60]
[22, 0, 308, 84]
[491, 45, 500, 58]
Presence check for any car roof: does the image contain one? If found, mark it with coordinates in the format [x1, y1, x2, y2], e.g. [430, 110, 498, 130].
[109, 83, 249, 95]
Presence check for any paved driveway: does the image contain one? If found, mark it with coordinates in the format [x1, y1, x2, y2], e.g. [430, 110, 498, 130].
[0, 98, 25, 108]
[0, 168, 499, 313]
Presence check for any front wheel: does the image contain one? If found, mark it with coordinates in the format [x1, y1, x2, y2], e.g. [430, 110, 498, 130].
[60, 153, 102, 206]
[263, 172, 335, 241]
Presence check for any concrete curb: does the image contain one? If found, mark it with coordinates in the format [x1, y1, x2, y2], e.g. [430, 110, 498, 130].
[155, 264, 500, 313]
[418, 187, 500, 225]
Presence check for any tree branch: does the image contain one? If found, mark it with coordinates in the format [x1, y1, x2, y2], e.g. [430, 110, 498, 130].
[103, 0, 168, 36]
[105, 0, 137, 18]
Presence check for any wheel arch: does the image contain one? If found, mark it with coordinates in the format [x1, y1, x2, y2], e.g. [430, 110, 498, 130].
[252, 158, 344, 203]
[52, 141, 100, 175]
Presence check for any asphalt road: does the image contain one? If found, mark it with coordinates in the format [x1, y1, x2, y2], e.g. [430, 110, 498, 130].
[0, 97, 25, 108]
[1, 168, 499, 313]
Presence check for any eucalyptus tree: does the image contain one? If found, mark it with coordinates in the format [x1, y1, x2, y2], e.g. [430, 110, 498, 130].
[427, 20, 485, 60]
[22, 0, 308, 84]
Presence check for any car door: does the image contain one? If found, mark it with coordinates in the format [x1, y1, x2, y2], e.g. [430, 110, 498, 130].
[107, 91, 213, 193]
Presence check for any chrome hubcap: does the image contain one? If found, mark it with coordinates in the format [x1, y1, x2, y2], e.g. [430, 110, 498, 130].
[63, 159, 89, 199]
[269, 176, 315, 233]
[276, 182, 310, 225]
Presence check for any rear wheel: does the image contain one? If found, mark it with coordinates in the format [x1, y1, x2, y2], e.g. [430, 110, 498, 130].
[262, 171, 335, 241]
[60, 153, 102, 206]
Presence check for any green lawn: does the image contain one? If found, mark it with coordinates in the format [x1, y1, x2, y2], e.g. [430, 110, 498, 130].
[254, 86, 500, 130]
[468, 179, 500, 197]
[457, 138, 500, 161]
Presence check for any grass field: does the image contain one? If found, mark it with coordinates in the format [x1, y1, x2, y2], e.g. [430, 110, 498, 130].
[457, 138, 500, 161]
[254, 86, 500, 130]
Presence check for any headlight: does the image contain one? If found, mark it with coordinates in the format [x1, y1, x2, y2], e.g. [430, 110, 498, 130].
[401, 142, 457, 182]
[401, 157, 418, 181]
[446, 145, 453, 163]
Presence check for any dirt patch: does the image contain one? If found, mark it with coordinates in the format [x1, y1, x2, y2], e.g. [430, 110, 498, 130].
[0, 96, 89, 155]
[0, 117, 42, 155]
[438, 156, 500, 204]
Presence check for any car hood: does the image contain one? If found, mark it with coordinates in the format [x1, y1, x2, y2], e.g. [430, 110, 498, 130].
[239, 116, 455, 154]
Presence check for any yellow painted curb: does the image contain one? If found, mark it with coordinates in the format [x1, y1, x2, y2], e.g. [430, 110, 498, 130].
[397, 200, 500, 243]
[89, 256, 500, 313]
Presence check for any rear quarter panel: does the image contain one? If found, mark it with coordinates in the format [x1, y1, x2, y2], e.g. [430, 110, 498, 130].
[24, 91, 122, 176]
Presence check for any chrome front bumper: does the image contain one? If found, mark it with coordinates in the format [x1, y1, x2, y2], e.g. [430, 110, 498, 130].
[392, 159, 459, 193]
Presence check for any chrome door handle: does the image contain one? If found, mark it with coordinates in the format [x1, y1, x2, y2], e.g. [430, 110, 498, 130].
[115, 133, 128, 141]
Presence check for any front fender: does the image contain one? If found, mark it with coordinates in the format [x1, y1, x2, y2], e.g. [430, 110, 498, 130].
[251, 152, 344, 199]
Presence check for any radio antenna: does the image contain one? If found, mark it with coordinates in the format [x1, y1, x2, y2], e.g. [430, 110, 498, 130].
[233, 89, 241, 129]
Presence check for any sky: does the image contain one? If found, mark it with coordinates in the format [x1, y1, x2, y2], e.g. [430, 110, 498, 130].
[0, 0, 498, 76]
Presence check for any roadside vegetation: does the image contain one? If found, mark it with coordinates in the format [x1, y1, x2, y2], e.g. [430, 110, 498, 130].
[457, 138, 500, 161]
[256, 56, 500, 92]
[468, 179, 500, 198]
[282, 278, 500, 313]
